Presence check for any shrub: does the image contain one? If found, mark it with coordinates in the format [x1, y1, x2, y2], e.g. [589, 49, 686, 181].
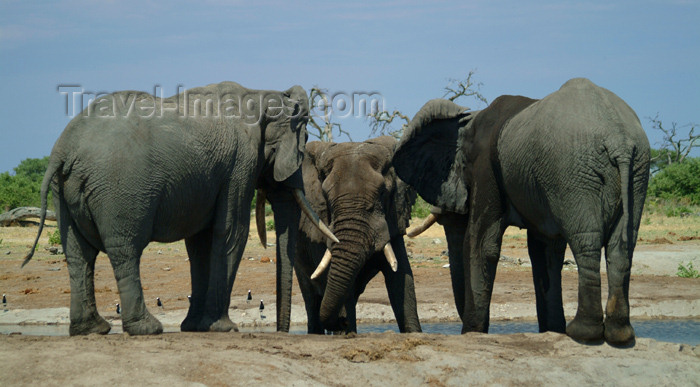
[648, 158, 700, 205]
[677, 261, 700, 278]
[411, 195, 432, 219]
[266, 219, 275, 231]
[48, 229, 61, 246]
[0, 157, 50, 211]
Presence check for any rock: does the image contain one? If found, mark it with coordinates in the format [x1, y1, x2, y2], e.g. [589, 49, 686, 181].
[45, 246, 62, 255]
[431, 238, 442, 245]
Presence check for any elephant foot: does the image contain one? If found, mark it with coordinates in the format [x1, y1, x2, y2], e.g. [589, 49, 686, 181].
[123, 311, 163, 335]
[566, 315, 604, 343]
[69, 314, 112, 336]
[180, 314, 202, 332]
[180, 308, 207, 332]
[604, 317, 635, 346]
[460, 321, 488, 334]
[208, 317, 238, 333]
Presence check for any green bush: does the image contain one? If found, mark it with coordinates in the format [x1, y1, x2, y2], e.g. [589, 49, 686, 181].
[48, 229, 61, 246]
[677, 261, 700, 278]
[411, 195, 432, 219]
[0, 157, 50, 211]
[648, 157, 700, 205]
[266, 219, 275, 231]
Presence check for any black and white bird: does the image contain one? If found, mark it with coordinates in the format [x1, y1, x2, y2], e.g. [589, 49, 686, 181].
[2, 293, 6, 305]
[157, 297, 163, 308]
[116, 303, 121, 314]
[246, 289, 252, 304]
[187, 295, 192, 304]
[259, 299, 265, 319]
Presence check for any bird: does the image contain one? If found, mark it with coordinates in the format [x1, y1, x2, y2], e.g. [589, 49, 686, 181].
[246, 289, 252, 304]
[116, 303, 121, 314]
[187, 295, 192, 304]
[2, 294, 6, 305]
[259, 299, 265, 319]
[157, 297, 163, 308]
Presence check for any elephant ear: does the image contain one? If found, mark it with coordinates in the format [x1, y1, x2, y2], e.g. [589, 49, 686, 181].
[272, 86, 309, 183]
[393, 176, 417, 235]
[393, 99, 473, 214]
[299, 141, 334, 243]
[364, 136, 416, 234]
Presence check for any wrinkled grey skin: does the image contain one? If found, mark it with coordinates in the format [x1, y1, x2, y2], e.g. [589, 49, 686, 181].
[25, 82, 309, 335]
[295, 137, 421, 333]
[394, 78, 650, 345]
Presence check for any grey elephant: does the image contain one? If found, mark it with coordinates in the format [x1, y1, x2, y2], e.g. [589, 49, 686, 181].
[23, 81, 336, 335]
[393, 78, 650, 345]
[289, 136, 421, 333]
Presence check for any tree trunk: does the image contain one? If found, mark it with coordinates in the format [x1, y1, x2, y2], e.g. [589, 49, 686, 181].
[0, 207, 56, 227]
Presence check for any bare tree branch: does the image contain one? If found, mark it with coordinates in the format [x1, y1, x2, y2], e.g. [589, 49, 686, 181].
[368, 70, 488, 139]
[367, 110, 410, 139]
[308, 87, 353, 142]
[443, 69, 489, 106]
[648, 113, 699, 168]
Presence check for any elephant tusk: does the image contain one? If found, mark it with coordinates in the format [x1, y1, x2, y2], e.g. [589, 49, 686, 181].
[293, 189, 340, 243]
[310, 249, 332, 280]
[256, 189, 268, 248]
[406, 213, 439, 238]
[383, 242, 398, 272]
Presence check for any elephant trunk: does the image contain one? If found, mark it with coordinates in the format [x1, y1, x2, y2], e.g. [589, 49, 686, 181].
[267, 190, 300, 332]
[319, 216, 375, 331]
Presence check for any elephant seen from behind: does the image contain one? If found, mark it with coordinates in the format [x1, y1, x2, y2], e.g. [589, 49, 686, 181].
[394, 78, 650, 345]
[289, 136, 422, 334]
[24, 81, 336, 335]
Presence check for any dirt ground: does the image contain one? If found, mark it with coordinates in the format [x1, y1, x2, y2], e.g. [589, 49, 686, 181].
[1, 218, 699, 385]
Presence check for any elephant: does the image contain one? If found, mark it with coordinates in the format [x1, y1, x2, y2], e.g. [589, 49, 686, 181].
[393, 78, 650, 345]
[288, 136, 422, 333]
[23, 81, 336, 335]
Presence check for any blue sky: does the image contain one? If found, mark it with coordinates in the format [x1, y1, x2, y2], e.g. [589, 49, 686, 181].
[1, 0, 698, 173]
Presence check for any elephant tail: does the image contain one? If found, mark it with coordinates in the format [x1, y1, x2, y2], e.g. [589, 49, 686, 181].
[616, 154, 634, 248]
[22, 159, 60, 268]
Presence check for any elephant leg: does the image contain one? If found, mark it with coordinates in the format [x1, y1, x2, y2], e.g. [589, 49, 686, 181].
[297, 270, 324, 334]
[566, 232, 604, 342]
[381, 239, 421, 333]
[181, 228, 212, 332]
[603, 217, 636, 345]
[61, 211, 111, 336]
[198, 187, 253, 332]
[463, 208, 506, 334]
[108, 244, 163, 335]
[443, 222, 467, 322]
[527, 231, 566, 333]
[345, 297, 357, 334]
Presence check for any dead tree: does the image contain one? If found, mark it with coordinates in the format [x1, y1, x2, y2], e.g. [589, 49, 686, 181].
[0, 207, 56, 227]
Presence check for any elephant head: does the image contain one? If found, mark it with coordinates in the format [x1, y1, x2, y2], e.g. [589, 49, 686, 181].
[259, 85, 310, 185]
[246, 85, 339, 332]
[301, 137, 417, 331]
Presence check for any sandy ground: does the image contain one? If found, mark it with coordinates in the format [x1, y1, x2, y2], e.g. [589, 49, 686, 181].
[1, 219, 699, 386]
